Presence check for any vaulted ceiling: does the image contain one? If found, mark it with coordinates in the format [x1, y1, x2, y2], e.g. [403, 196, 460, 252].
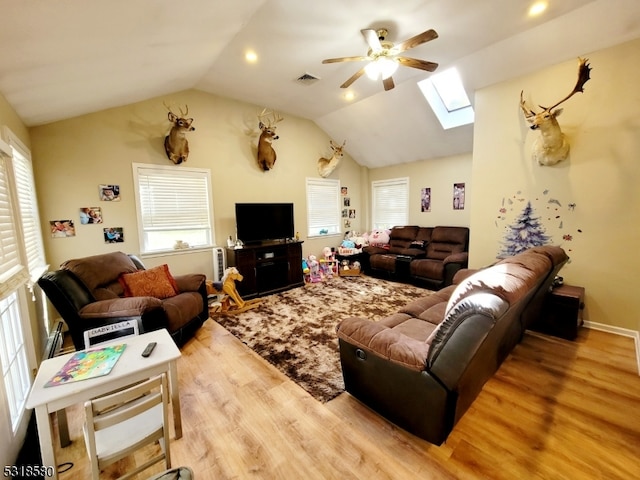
[1, 0, 639, 168]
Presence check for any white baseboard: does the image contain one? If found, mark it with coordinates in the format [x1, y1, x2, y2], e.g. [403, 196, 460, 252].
[583, 321, 640, 375]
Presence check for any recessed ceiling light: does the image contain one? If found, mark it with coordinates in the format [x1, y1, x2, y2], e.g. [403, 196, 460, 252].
[529, 1, 548, 17]
[344, 91, 355, 101]
[245, 50, 258, 63]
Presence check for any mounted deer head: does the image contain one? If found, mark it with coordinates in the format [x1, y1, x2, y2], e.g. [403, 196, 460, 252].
[163, 103, 195, 164]
[257, 108, 284, 171]
[520, 57, 591, 166]
[317, 140, 346, 177]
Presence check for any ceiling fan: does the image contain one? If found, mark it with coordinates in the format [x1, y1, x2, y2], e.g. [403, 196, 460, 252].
[322, 28, 439, 91]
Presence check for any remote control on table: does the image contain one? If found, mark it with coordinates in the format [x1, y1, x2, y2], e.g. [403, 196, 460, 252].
[141, 342, 157, 357]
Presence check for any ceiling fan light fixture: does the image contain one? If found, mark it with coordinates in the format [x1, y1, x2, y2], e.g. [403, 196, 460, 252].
[365, 56, 399, 81]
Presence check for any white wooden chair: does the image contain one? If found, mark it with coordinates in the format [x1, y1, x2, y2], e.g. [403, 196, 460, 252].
[83, 373, 171, 480]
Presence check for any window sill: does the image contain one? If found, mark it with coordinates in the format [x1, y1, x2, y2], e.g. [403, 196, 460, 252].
[140, 245, 214, 259]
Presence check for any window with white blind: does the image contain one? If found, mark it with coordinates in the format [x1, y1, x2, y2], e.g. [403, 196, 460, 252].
[3, 128, 47, 284]
[306, 178, 340, 238]
[132, 163, 214, 254]
[0, 142, 28, 297]
[371, 177, 409, 230]
[0, 138, 32, 433]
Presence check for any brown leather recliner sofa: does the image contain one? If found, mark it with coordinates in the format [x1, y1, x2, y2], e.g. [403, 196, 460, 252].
[336, 245, 568, 445]
[38, 251, 208, 350]
[363, 225, 470, 289]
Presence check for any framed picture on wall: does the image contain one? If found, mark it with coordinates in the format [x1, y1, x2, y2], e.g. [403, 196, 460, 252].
[421, 187, 431, 212]
[79, 207, 103, 224]
[103, 227, 124, 243]
[50, 220, 75, 237]
[453, 183, 465, 210]
[99, 184, 121, 201]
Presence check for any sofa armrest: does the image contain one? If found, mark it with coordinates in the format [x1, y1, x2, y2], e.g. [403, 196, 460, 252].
[443, 251, 468, 267]
[452, 268, 478, 285]
[336, 317, 430, 371]
[78, 297, 163, 319]
[173, 273, 206, 293]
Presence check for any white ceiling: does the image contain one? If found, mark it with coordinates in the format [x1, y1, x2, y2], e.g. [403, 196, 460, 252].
[1, 0, 640, 168]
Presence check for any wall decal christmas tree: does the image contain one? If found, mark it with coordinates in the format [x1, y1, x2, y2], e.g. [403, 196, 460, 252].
[498, 201, 551, 258]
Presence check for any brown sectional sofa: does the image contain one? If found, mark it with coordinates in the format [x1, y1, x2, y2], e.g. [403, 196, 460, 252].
[336, 245, 568, 445]
[363, 225, 470, 289]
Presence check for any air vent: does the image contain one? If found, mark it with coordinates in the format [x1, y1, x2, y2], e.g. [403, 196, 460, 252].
[296, 72, 320, 85]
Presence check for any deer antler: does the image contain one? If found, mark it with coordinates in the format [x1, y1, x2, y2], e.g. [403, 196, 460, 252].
[163, 101, 190, 117]
[258, 108, 284, 127]
[519, 91, 537, 118]
[546, 57, 592, 111]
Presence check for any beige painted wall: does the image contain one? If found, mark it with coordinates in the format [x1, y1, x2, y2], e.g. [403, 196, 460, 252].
[29, 89, 364, 278]
[470, 38, 640, 331]
[368, 153, 472, 228]
[0, 93, 30, 149]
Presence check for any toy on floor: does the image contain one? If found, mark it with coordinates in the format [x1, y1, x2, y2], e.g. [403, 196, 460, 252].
[320, 246, 337, 277]
[307, 255, 322, 283]
[207, 267, 261, 314]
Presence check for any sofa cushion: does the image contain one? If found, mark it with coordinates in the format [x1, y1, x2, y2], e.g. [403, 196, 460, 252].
[78, 297, 163, 319]
[370, 254, 397, 271]
[410, 258, 445, 280]
[161, 292, 205, 333]
[63, 251, 139, 293]
[426, 227, 469, 260]
[119, 264, 179, 299]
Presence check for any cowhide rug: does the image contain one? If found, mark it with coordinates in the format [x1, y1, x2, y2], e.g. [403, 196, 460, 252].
[213, 274, 431, 403]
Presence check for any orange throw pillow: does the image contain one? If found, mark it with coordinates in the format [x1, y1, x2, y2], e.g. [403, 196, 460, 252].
[119, 264, 179, 299]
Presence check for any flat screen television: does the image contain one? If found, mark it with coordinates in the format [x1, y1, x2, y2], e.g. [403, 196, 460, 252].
[235, 203, 295, 245]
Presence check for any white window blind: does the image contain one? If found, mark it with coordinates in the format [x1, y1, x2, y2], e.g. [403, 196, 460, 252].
[306, 178, 340, 237]
[4, 130, 47, 284]
[372, 177, 409, 230]
[133, 163, 213, 254]
[0, 147, 28, 299]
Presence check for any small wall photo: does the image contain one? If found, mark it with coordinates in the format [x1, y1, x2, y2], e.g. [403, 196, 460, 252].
[50, 220, 76, 238]
[80, 207, 103, 224]
[99, 184, 121, 201]
[453, 183, 465, 210]
[421, 187, 431, 212]
[103, 227, 124, 243]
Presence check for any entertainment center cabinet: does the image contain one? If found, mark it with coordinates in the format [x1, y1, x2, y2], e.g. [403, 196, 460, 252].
[226, 241, 304, 298]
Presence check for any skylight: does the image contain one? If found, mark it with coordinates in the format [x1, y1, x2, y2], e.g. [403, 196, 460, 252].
[418, 67, 474, 129]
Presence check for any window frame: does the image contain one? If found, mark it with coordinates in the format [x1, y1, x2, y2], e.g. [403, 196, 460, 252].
[305, 178, 341, 239]
[132, 163, 215, 255]
[0, 136, 36, 437]
[3, 127, 47, 285]
[371, 177, 409, 230]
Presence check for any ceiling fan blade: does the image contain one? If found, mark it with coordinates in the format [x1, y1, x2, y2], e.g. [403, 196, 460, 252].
[322, 56, 369, 64]
[361, 29, 383, 52]
[397, 56, 439, 72]
[393, 29, 438, 53]
[340, 67, 366, 89]
[383, 76, 395, 91]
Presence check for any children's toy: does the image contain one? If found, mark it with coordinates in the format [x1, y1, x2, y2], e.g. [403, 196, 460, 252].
[307, 255, 322, 282]
[207, 267, 261, 315]
[368, 229, 391, 247]
[321, 246, 338, 276]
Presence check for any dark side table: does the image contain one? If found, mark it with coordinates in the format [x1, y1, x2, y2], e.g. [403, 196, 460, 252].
[532, 284, 585, 340]
[395, 255, 413, 280]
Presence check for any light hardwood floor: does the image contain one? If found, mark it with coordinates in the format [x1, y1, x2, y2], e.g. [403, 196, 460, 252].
[54, 320, 640, 479]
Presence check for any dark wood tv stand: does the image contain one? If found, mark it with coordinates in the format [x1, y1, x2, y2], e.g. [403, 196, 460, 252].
[226, 241, 304, 298]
